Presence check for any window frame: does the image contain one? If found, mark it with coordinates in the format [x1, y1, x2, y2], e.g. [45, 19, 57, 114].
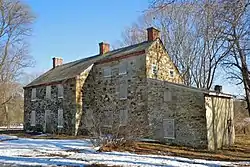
[164, 90, 172, 102]
[85, 109, 94, 128]
[151, 64, 158, 76]
[103, 67, 111, 78]
[163, 119, 175, 139]
[169, 70, 174, 78]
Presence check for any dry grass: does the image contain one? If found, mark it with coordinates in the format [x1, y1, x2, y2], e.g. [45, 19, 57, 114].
[101, 134, 250, 161]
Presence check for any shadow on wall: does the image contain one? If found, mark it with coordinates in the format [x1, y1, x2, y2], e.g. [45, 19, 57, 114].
[205, 96, 234, 150]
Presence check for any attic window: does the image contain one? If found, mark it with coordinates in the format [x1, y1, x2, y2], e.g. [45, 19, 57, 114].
[103, 67, 111, 77]
[119, 61, 127, 75]
[169, 70, 174, 78]
[163, 119, 175, 139]
[57, 84, 64, 98]
[152, 64, 158, 77]
[31, 88, 36, 101]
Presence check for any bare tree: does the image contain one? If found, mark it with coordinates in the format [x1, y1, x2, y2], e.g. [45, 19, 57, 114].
[220, 0, 250, 115]
[119, 1, 229, 89]
[0, 0, 35, 127]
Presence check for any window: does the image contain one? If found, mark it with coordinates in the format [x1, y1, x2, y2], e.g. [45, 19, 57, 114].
[152, 64, 158, 77]
[119, 80, 128, 100]
[102, 110, 113, 127]
[31, 88, 36, 101]
[46, 86, 51, 99]
[103, 67, 111, 77]
[119, 61, 127, 75]
[119, 109, 128, 126]
[31, 110, 36, 126]
[85, 109, 93, 127]
[164, 90, 172, 102]
[169, 70, 174, 78]
[58, 109, 63, 128]
[57, 84, 64, 98]
[163, 119, 175, 139]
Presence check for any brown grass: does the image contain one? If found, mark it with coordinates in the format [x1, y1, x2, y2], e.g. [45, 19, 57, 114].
[100, 134, 250, 161]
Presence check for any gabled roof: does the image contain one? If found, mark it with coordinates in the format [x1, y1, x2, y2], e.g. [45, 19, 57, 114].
[25, 40, 154, 88]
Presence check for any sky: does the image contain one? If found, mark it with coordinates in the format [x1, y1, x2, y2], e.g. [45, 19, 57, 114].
[24, 0, 148, 74]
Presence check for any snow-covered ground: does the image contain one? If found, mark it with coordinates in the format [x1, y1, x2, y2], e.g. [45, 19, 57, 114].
[0, 135, 249, 167]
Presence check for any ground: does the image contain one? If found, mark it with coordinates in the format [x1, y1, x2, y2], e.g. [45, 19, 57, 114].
[0, 134, 249, 167]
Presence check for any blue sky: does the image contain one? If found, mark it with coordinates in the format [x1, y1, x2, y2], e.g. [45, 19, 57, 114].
[22, 0, 242, 95]
[24, 0, 148, 73]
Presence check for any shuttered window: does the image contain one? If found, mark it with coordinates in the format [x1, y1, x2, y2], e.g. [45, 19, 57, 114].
[102, 110, 113, 127]
[31, 110, 36, 126]
[119, 61, 127, 75]
[103, 67, 111, 77]
[164, 90, 172, 102]
[119, 80, 128, 100]
[57, 84, 64, 98]
[31, 88, 36, 101]
[46, 86, 51, 99]
[58, 109, 63, 128]
[85, 109, 93, 127]
[119, 109, 128, 126]
[163, 119, 175, 139]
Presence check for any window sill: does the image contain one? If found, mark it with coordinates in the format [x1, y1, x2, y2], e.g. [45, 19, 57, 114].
[119, 98, 127, 100]
[58, 97, 64, 99]
[30, 124, 35, 127]
[164, 137, 175, 139]
[57, 126, 63, 128]
[119, 72, 127, 75]
[103, 75, 111, 78]
[31, 99, 37, 102]
[102, 125, 112, 128]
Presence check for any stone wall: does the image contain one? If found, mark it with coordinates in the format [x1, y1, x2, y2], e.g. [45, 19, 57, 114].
[80, 54, 149, 137]
[23, 78, 77, 135]
[147, 79, 208, 148]
[146, 39, 183, 84]
[205, 96, 235, 150]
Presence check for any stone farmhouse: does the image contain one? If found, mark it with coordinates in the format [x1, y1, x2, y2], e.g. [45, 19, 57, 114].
[24, 27, 234, 150]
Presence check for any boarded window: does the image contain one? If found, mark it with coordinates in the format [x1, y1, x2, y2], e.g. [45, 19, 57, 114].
[31, 110, 36, 126]
[58, 109, 63, 128]
[119, 80, 128, 100]
[103, 67, 111, 77]
[164, 90, 172, 102]
[119, 109, 128, 126]
[57, 84, 64, 98]
[85, 109, 93, 127]
[46, 86, 51, 99]
[163, 119, 175, 139]
[169, 70, 174, 78]
[152, 64, 158, 76]
[119, 61, 127, 75]
[102, 110, 113, 127]
[31, 88, 36, 101]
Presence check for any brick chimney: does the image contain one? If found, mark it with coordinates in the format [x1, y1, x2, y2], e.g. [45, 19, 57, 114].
[99, 42, 110, 55]
[52, 57, 63, 68]
[147, 27, 160, 41]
